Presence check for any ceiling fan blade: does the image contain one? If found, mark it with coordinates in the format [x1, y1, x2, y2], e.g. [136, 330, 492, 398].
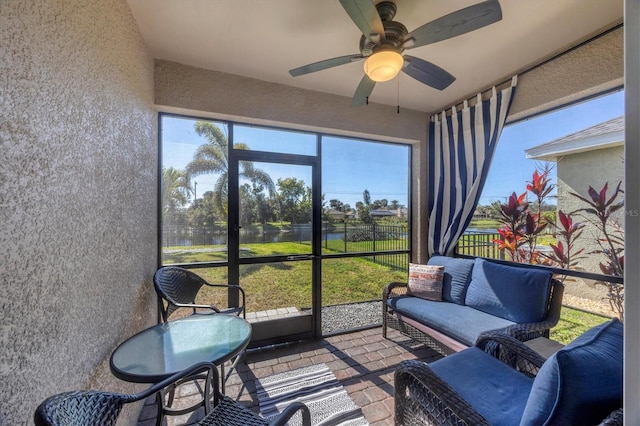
[289, 54, 364, 77]
[352, 75, 376, 106]
[402, 55, 456, 90]
[403, 0, 502, 49]
[339, 0, 386, 42]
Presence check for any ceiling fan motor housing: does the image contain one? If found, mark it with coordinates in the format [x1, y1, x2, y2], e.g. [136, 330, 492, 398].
[359, 20, 408, 56]
[359, 1, 406, 56]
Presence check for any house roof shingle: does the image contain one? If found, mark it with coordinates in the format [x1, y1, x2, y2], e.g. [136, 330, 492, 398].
[526, 116, 624, 161]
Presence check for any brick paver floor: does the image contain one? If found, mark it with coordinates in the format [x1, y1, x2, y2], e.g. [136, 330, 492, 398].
[135, 326, 442, 425]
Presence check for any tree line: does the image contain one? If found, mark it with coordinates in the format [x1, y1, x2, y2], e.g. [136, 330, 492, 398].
[162, 122, 407, 227]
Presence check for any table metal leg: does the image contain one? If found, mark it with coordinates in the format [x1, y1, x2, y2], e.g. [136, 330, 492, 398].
[220, 349, 246, 394]
[154, 370, 214, 424]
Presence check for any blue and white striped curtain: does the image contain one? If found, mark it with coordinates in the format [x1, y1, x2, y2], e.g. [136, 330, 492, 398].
[428, 76, 517, 256]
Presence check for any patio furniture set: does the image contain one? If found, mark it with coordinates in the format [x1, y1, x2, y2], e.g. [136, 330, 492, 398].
[35, 259, 623, 425]
[384, 255, 623, 425]
[36, 266, 311, 426]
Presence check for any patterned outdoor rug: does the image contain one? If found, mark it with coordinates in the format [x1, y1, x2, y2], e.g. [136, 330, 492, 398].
[256, 363, 369, 426]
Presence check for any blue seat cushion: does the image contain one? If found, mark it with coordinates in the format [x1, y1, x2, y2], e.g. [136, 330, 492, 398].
[465, 258, 553, 323]
[520, 319, 623, 426]
[387, 296, 514, 346]
[427, 256, 474, 304]
[430, 347, 534, 426]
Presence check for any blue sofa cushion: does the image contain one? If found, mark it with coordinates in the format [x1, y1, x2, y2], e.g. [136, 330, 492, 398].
[430, 347, 534, 426]
[520, 319, 623, 426]
[387, 296, 514, 346]
[465, 258, 553, 323]
[427, 256, 474, 304]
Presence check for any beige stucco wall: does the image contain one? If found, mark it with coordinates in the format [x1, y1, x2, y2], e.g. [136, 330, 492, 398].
[0, 1, 157, 424]
[508, 26, 623, 123]
[556, 146, 624, 305]
[154, 60, 431, 261]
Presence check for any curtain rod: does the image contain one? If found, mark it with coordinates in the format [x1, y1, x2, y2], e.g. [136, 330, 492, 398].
[437, 21, 624, 116]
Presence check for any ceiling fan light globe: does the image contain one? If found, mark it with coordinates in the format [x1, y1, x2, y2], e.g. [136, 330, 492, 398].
[363, 51, 403, 82]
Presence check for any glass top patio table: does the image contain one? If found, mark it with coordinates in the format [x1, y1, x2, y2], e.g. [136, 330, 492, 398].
[110, 314, 252, 383]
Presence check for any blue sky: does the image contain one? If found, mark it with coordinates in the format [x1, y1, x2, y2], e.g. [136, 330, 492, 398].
[162, 119, 410, 208]
[480, 90, 624, 205]
[162, 89, 623, 209]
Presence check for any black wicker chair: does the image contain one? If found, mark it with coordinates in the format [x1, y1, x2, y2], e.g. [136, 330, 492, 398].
[34, 362, 311, 426]
[154, 266, 246, 322]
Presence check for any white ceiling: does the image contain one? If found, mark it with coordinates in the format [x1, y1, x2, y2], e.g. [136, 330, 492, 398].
[127, 0, 623, 113]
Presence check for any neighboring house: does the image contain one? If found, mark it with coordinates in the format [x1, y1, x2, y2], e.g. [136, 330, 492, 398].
[325, 208, 347, 221]
[325, 208, 355, 222]
[369, 207, 397, 219]
[526, 116, 624, 276]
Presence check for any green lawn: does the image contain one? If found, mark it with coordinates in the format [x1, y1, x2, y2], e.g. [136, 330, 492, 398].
[164, 242, 407, 312]
[552, 306, 612, 344]
[468, 219, 501, 228]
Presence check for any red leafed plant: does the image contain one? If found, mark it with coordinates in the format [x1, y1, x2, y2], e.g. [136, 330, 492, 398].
[545, 210, 585, 270]
[491, 171, 625, 320]
[570, 182, 624, 277]
[570, 182, 624, 319]
[492, 166, 553, 264]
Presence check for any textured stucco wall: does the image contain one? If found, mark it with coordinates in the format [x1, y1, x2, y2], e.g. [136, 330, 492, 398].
[0, 1, 157, 424]
[557, 146, 625, 276]
[508, 26, 623, 122]
[154, 59, 431, 261]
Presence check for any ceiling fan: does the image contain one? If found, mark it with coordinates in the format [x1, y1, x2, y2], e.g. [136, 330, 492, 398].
[289, 0, 502, 106]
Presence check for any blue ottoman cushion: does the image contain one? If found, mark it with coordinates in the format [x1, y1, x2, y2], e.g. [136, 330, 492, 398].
[465, 258, 552, 323]
[520, 319, 623, 426]
[430, 347, 534, 426]
[427, 255, 474, 304]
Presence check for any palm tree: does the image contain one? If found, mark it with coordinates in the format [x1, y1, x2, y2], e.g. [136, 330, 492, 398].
[161, 167, 191, 214]
[186, 122, 275, 217]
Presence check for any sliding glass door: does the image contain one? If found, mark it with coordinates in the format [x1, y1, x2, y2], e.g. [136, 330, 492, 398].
[229, 145, 320, 345]
[159, 113, 411, 342]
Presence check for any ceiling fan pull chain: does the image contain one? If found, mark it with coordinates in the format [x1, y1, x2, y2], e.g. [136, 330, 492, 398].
[397, 74, 400, 114]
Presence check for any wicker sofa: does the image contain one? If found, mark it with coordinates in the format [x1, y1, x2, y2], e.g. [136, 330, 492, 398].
[383, 256, 564, 355]
[394, 318, 623, 426]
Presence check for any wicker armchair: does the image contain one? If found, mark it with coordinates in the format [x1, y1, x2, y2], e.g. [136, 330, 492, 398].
[154, 266, 246, 322]
[394, 332, 545, 425]
[394, 320, 623, 426]
[34, 362, 311, 426]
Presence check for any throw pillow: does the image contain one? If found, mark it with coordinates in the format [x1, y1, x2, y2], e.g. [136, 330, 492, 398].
[407, 263, 444, 301]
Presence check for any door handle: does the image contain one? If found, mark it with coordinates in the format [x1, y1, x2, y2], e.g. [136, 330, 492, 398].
[234, 225, 242, 232]
[286, 255, 313, 261]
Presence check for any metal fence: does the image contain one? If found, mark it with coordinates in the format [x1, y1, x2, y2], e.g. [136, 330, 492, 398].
[322, 222, 408, 250]
[455, 230, 624, 318]
[455, 231, 505, 260]
[162, 225, 228, 247]
[162, 222, 410, 271]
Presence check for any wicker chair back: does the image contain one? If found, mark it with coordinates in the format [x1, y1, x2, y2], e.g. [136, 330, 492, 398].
[34, 391, 134, 426]
[154, 266, 208, 320]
